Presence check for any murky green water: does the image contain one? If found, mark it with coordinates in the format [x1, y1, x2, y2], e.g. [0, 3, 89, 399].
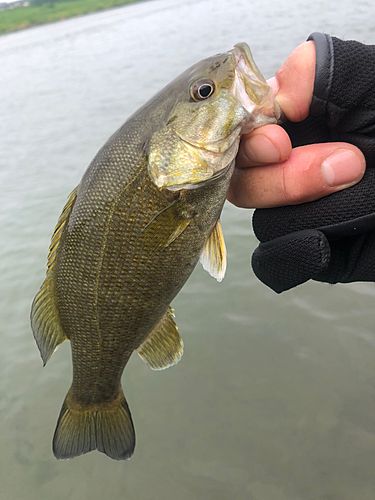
[1, 1, 375, 498]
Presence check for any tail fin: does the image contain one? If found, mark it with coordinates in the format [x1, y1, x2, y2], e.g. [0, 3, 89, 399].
[52, 389, 135, 460]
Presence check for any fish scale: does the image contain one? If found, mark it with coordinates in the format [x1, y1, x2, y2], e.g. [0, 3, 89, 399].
[31, 43, 278, 460]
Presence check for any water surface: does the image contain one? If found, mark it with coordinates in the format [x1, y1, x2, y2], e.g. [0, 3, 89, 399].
[1, 1, 375, 499]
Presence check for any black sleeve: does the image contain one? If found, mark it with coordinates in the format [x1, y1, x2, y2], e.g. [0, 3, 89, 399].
[251, 33, 375, 293]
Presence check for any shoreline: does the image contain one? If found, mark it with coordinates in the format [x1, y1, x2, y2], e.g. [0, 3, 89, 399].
[0, 0, 145, 36]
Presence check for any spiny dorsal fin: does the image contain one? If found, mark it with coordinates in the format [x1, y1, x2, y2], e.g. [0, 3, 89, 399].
[31, 187, 78, 365]
[137, 307, 183, 370]
[199, 219, 227, 282]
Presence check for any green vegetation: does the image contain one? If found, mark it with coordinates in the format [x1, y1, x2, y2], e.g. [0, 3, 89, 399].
[0, 0, 143, 35]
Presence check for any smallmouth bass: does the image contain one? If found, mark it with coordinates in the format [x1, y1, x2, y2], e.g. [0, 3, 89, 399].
[31, 43, 278, 460]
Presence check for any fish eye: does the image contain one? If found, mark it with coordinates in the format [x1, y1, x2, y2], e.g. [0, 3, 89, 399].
[190, 79, 215, 101]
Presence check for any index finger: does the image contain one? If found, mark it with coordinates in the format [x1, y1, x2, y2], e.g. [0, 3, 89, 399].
[236, 124, 292, 167]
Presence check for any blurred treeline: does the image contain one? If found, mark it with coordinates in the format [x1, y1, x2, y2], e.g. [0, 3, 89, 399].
[0, 0, 142, 34]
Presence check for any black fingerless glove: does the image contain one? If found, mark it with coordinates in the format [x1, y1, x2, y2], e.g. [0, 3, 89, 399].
[251, 32, 375, 292]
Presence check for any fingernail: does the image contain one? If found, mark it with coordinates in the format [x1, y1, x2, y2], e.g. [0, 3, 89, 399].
[321, 149, 365, 187]
[245, 134, 280, 164]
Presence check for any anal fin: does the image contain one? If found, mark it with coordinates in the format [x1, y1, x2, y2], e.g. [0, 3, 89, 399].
[200, 219, 227, 282]
[137, 307, 183, 370]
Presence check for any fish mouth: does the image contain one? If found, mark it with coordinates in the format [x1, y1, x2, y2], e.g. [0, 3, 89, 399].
[229, 42, 280, 129]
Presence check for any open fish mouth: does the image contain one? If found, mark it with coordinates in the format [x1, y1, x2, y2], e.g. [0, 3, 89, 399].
[230, 42, 280, 128]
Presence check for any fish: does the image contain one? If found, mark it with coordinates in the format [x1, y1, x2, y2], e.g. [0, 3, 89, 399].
[31, 43, 279, 460]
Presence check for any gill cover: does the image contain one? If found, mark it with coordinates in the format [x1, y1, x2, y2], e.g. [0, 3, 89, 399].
[148, 126, 215, 190]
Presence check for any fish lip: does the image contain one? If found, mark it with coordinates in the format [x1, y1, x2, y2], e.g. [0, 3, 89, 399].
[229, 42, 280, 128]
[231, 42, 257, 69]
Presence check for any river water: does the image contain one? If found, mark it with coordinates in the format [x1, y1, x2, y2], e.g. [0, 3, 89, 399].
[1, 1, 375, 499]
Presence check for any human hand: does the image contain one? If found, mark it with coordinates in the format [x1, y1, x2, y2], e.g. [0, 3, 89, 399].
[230, 33, 375, 292]
[228, 40, 365, 208]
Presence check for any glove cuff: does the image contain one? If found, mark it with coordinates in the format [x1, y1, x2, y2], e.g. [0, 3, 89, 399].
[307, 32, 334, 118]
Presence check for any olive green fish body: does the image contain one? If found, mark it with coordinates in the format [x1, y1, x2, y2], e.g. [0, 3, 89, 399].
[56, 127, 232, 405]
[31, 43, 278, 460]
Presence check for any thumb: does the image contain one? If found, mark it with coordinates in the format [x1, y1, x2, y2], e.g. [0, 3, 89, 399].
[270, 40, 316, 122]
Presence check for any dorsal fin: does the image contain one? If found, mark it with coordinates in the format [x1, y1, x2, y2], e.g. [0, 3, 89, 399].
[199, 219, 227, 282]
[31, 187, 78, 365]
[137, 307, 183, 370]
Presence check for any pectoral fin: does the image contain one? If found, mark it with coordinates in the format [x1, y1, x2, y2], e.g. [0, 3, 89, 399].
[137, 307, 183, 370]
[164, 219, 191, 246]
[200, 219, 227, 282]
[31, 187, 77, 365]
[143, 201, 191, 248]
